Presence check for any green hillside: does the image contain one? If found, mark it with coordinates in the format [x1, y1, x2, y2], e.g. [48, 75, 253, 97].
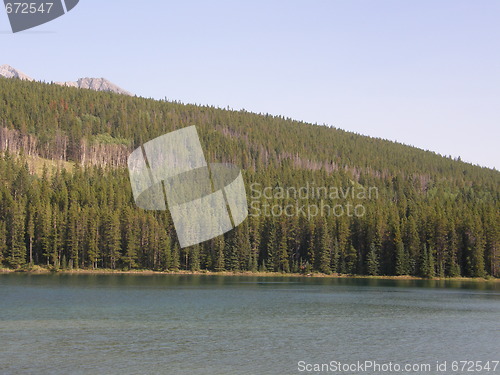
[0, 77, 498, 277]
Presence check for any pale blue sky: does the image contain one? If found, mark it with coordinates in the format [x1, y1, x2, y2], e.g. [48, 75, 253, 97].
[1, 0, 499, 169]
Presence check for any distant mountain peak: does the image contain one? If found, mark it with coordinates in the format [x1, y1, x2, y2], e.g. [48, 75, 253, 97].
[0, 64, 132, 96]
[56, 77, 133, 96]
[0, 64, 33, 81]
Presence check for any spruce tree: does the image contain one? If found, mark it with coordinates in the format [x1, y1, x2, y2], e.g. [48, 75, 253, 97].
[0, 221, 6, 266]
[86, 207, 100, 269]
[366, 242, 379, 276]
[8, 201, 26, 269]
[419, 244, 435, 278]
[395, 240, 409, 275]
[190, 245, 201, 271]
[122, 209, 139, 269]
[319, 221, 331, 274]
[277, 225, 290, 273]
[265, 221, 277, 271]
[66, 200, 79, 269]
[171, 242, 181, 271]
[214, 235, 225, 272]
[104, 211, 121, 269]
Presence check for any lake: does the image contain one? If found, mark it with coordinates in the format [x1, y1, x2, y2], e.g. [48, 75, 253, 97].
[0, 274, 499, 375]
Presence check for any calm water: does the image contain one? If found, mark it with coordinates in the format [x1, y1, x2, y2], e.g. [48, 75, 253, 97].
[0, 274, 498, 375]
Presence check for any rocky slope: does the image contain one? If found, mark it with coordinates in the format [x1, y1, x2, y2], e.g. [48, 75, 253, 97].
[56, 77, 132, 96]
[0, 64, 132, 96]
[0, 64, 33, 81]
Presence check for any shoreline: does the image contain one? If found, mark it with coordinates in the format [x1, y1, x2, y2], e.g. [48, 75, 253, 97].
[1, 267, 498, 282]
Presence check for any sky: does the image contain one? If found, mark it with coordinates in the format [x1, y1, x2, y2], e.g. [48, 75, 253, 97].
[1, 0, 499, 170]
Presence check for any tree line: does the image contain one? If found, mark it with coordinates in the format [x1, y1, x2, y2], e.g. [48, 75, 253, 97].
[0, 78, 498, 277]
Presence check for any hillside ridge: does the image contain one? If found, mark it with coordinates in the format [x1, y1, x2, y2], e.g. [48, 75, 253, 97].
[0, 76, 498, 278]
[0, 64, 131, 96]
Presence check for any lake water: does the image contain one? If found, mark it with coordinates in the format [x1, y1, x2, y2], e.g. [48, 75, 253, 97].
[0, 274, 498, 375]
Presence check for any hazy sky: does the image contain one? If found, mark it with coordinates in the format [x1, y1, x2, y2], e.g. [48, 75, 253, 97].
[1, 0, 499, 169]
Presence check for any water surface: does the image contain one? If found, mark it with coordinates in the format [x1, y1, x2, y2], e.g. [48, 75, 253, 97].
[0, 274, 498, 374]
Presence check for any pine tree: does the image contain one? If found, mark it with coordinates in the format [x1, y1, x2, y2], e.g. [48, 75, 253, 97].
[470, 218, 486, 278]
[50, 208, 63, 268]
[345, 244, 358, 274]
[395, 240, 409, 275]
[319, 221, 331, 274]
[227, 242, 240, 271]
[265, 221, 277, 271]
[8, 201, 26, 269]
[331, 238, 340, 274]
[104, 211, 121, 269]
[448, 253, 461, 277]
[307, 225, 317, 270]
[190, 245, 201, 271]
[277, 225, 290, 273]
[214, 235, 225, 272]
[428, 246, 435, 278]
[446, 224, 461, 277]
[366, 242, 379, 276]
[337, 218, 350, 274]
[122, 209, 139, 269]
[0, 221, 6, 266]
[419, 244, 435, 278]
[86, 207, 100, 269]
[66, 199, 80, 269]
[26, 204, 35, 265]
[160, 231, 172, 271]
[37, 201, 52, 265]
[248, 217, 260, 272]
[171, 242, 180, 271]
[236, 223, 252, 270]
[405, 215, 420, 275]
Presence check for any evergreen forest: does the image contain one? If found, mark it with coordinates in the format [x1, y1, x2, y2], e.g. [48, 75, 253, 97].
[0, 77, 498, 278]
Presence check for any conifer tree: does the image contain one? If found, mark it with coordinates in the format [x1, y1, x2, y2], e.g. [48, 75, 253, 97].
[214, 235, 225, 272]
[37, 201, 52, 265]
[331, 238, 340, 274]
[345, 244, 358, 274]
[160, 231, 172, 271]
[171, 242, 180, 271]
[122, 208, 139, 269]
[307, 225, 316, 270]
[318, 221, 331, 274]
[265, 221, 277, 271]
[419, 244, 435, 278]
[26, 203, 35, 265]
[86, 207, 100, 269]
[0, 221, 6, 266]
[190, 245, 201, 271]
[277, 225, 290, 273]
[366, 242, 379, 276]
[395, 240, 409, 275]
[446, 224, 461, 277]
[8, 201, 26, 268]
[104, 211, 121, 269]
[66, 199, 80, 269]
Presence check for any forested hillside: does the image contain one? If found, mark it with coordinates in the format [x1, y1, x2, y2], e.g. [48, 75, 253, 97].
[0, 77, 498, 277]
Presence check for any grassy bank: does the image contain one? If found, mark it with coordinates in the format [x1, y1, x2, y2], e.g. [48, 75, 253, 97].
[1, 266, 498, 282]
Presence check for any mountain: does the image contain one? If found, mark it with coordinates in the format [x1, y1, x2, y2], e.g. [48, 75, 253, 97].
[0, 64, 33, 81]
[56, 77, 132, 96]
[0, 64, 131, 95]
[0, 77, 498, 277]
